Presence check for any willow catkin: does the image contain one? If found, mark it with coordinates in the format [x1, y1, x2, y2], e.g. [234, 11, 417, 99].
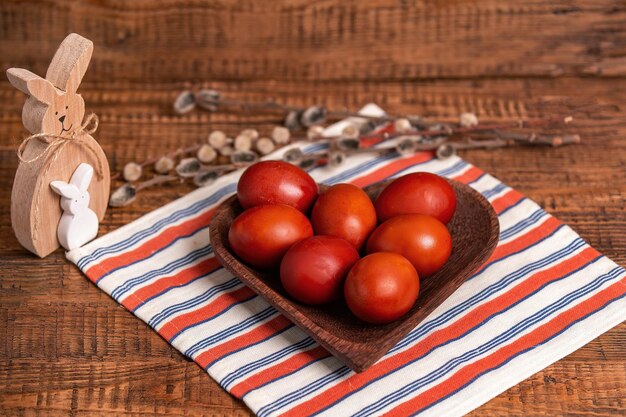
[231, 150, 259, 164]
[341, 123, 359, 138]
[459, 112, 479, 127]
[194, 170, 220, 187]
[154, 156, 175, 174]
[197, 144, 217, 163]
[109, 183, 137, 207]
[284, 110, 301, 131]
[255, 137, 276, 155]
[336, 137, 360, 151]
[299, 155, 318, 170]
[436, 144, 456, 159]
[307, 125, 324, 140]
[301, 105, 326, 127]
[208, 130, 229, 149]
[173, 90, 196, 114]
[283, 148, 304, 164]
[394, 118, 413, 133]
[271, 126, 291, 145]
[328, 150, 346, 167]
[195, 89, 220, 111]
[240, 128, 259, 140]
[396, 138, 417, 155]
[234, 134, 253, 151]
[123, 162, 143, 182]
[176, 158, 202, 178]
[219, 145, 235, 156]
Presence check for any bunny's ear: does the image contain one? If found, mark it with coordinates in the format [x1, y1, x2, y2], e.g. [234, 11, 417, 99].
[69, 163, 94, 193]
[45, 33, 93, 93]
[6, 68, 58, 105]
[50, 181, 80, 199]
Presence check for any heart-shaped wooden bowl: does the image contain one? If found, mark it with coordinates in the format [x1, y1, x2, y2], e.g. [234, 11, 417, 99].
[209, 179, 499, 372]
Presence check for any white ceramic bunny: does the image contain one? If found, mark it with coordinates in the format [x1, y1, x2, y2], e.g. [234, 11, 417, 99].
[50, 163, 99, 250]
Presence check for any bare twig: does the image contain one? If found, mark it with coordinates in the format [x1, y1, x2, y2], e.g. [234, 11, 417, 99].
[136, 175, 180, 192]
[493, 130, 581, 147]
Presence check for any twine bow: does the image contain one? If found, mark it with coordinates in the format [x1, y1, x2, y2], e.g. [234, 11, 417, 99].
[16, 113, 104, 179]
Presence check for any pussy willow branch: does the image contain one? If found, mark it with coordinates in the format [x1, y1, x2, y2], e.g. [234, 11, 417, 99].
[294, 130, 580, 170]
[136, 175, 180, 192]
[490, 131, 581, 146]
[195, 95, 425, 125]
[110, 143, 204, 180]
[334, 133, 578, 157]
[110, 113, 575, 181]
[113, 91, 582, 207]
[302, 114, 572, 142]
[192, 93, 576, 130]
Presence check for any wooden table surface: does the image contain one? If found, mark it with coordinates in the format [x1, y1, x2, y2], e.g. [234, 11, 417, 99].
[1, 1, 625, 416]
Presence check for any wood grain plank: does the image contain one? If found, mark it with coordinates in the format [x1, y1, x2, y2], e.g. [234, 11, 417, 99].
[1, 83, 624, 415]
[1, 1, 626, 82]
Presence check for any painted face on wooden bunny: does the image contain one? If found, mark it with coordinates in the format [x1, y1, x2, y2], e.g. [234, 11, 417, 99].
[43, 91, 86, 136]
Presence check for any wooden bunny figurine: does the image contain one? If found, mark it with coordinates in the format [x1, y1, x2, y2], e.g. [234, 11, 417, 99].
[6, 33, 109, 257]
[50, 163, 99, 250]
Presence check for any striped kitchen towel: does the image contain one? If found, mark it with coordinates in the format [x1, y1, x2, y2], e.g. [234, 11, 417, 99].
[67, 119, 626, 417]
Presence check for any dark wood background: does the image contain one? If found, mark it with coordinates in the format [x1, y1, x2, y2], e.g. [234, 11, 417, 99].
[1, 0, 625, 416]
